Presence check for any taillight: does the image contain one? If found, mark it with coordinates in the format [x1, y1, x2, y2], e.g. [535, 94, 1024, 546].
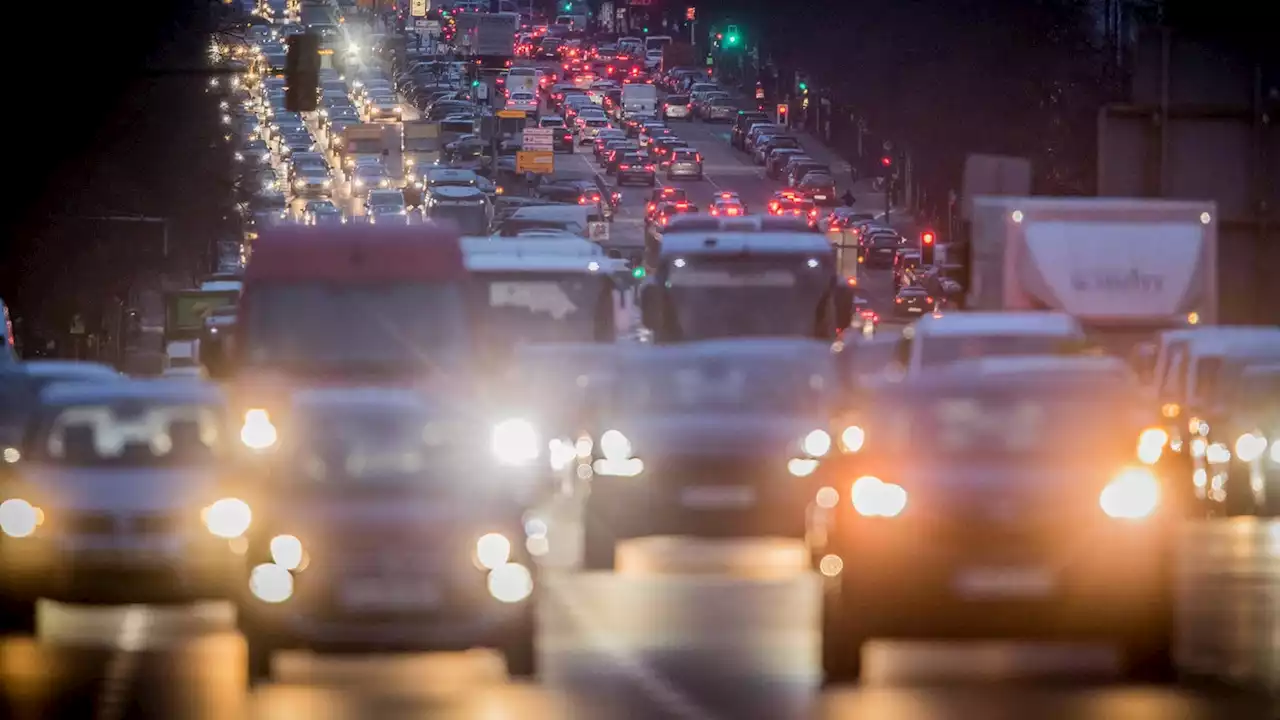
[646, 203, 655, 212]
[661, 216, 668, 225]
[578, 196, 588, 204]
[645, 165, 655, 171]
[727, 208, 740, 216]
[710, 208, 719, 215]
[927, 297, 935, 304]
[895, 298, 903, 304]
[620, 164, 631, 170]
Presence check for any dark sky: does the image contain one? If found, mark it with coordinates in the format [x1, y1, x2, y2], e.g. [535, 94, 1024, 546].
[0, 0, 226, 341]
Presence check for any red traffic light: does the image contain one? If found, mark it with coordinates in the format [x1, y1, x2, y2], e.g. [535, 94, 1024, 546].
[880, 156, 892, 167]
[686, 6, 696, 20]
[921, 231, 935, 245]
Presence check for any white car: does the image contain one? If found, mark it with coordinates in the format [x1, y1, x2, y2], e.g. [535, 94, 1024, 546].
[506, 91, 538, 115]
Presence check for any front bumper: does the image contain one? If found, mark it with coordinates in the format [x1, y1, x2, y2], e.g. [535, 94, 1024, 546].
[0, 531, 242, 602]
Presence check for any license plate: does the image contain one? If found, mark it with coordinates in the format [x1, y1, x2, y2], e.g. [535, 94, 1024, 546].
[340, 580, 441, 609]
[954, 567, 1054, 599]
[908, 307, 924, 312]
[680, 485, 756, 509]
[815, 195, 827, 200]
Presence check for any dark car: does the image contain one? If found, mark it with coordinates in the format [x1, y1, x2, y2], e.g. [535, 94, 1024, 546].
[615, 152, 656, 186]
[814, 362, 1176, 683]
[892, 286, 934, 317]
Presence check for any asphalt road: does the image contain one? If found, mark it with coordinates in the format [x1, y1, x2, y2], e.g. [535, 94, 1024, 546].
[2, 520, 1277, 719]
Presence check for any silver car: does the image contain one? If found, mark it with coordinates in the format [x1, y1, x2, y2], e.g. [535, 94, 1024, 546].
[667, 148, 703, 180]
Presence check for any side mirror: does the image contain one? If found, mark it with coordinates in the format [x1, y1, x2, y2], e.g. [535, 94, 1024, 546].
[1130, 342, 1157, 384]
[639, 283, 662, 330]
[832, 284, 854, 331]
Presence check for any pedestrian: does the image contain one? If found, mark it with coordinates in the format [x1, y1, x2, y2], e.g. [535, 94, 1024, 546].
[841, 189, 855, 207]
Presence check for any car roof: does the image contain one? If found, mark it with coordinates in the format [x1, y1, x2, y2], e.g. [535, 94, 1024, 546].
[658, 231, 835, 255]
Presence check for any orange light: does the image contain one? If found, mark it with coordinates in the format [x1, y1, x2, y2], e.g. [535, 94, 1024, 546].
[727, 207, 740, 216]
[895, 297, 903, 304]
[927, 297, 934, 304]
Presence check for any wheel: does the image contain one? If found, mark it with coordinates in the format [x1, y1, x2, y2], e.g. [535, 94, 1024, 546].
[244, 633, 274, 688]
[0, 596, 36, 635]
[501, 621, 538, 679]
[581, 509, 616, 571]
[821, 595, 864, 684]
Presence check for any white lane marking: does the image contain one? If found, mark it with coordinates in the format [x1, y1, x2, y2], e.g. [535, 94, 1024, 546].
[93, 606, 152, 720]
[545, 576, 719, 720]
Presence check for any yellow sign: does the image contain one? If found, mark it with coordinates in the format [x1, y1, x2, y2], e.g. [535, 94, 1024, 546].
[516, 151, 554, 174]
[497, 109, 527, 119]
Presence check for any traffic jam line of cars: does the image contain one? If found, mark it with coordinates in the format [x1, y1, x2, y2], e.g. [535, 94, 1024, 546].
[6, 1, 1279, 702]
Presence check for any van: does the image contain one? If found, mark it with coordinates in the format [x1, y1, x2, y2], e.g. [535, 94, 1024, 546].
[893, 311, 1087, 375]
[621, 83, 658, 114]
[500, 205, 600, 239]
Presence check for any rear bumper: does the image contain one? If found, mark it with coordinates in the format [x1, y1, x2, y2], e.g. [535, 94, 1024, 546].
[668, 165, 702, 177]
[823, 515, 1172, 639]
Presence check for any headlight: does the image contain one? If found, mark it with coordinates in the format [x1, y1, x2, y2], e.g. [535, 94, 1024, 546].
[1099, 467, 1160, 519]
[1206, 442, 1231, 465]
[240, 409, 278, 450]
[1136, 427, 1168, 465]
[202, 497, 252, 538]
[840, 425, 865, 453]
[802, 429, 831, 457]
[294, 179, 305, 189]
[269, 534, 304, 570]
[492, 419, 539, 465]
[850, 476, 907, 517]
[599, 429, 631, 460]
[2, 447, 19, 464]
[487, 562, 534, 603]
[1271, 440, 1280, 464]
[1235, 433, 1268, 463]
[322, 179, 332, 187]
[0, 498, 40, 538]
[475, 532, 511, 570]
[787, 458, 818, 477]
[249, 563, 293, 603]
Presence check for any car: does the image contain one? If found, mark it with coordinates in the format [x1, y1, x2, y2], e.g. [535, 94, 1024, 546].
[351, 164, 393, 193]
[892, 286, 935, 317]
[663, 95, 691, 120]
[581, 341, 844, 570]
[536, 116, 575, 152]
[505, 90, 538, 115]
[709, 198, 746, 217]
[798, 173, 839, 206]
[0, 380, 241, 628]
[645, 186, 689, 222]
[615, 152, 656, 186]
[235, 390, 539, 687]
[666, 148, 703, 180]
[814, 359, 1177, 683]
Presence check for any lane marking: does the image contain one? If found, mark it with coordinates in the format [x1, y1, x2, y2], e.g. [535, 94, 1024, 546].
[93, 606, 153, 720]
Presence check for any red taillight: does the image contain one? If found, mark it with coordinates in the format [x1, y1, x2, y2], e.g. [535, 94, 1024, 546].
[661, 216, 668, 225]
[620, 164, 631, 170]
[645, 165, 655, 171]
[578, 196, 588, 204]
[607, 66, 615, 73]
[646, 203, 655, 212]
[675, 202, 689, 209]
[710, 208, 719, 215]
[927, 297, 935, 304]
[895, 298, 903, 304]
[810, 209, 818, 217]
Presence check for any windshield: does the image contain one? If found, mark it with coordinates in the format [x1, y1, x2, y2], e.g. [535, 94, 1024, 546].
[429, 203, 489, 235]
[920, 335, 1088, 368]
[475, 273, 613, 348]
[242, 283, 469, 371]
[344, 138, 384, 154]
[38, 403, 222, 467]
[664, 257, 831, 339]
[618, 356, 833, 414]
[293, 407, 440, 484]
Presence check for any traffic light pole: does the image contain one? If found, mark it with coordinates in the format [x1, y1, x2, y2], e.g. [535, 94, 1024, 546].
[884, 178, 891, 224]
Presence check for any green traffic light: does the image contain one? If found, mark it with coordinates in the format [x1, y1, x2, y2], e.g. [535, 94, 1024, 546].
[798, 82, 807, 90]
[472, 80, 480, 87]
[726, 34, 739, 46]
[632, 266, 646, 279]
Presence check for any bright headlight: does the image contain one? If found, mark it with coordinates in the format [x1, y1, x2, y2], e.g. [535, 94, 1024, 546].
[850, 476, 907, 517]
[1137, 427, 1168, 465]
[240, 409, 278, 450]
[1100, 467, 1160, 520]
[1235, 433, 1268, 463]
[1271, 440, 1280, 464]
[802, 429, 831, 457]
[487, 562, 534, 603]
[1206, 442, 1231, 465]
[270, 534, 304, 570]
[599, 429, 631, 460]
[249, 563, 293, 603]
[840, 425, 865, 453]
[492, 419, 539, 465]
[476, 532, 511, 570]
[203, 497, 252, 538]
[0, 498, 39, 538]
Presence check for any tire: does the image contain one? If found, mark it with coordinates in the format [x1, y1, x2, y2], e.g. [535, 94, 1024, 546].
[821, 594, 864, 684]
[581, 509, 616, 571]
[244, 633, 274, 688]
[0, 596, 36, 635]
[501, 620, 538, 679]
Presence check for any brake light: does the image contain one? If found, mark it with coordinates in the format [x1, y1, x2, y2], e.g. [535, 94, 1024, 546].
[927, 297, 934, 304]
[661, 216, 668, 225]
[895, 298, 903, 304]
[810, 209, 818, 217]
[645, 165, 655, 171]
[620, 164, 631, 170]
[727, 207, 740, 216]
[720, 192, 733, 199]
[608, 66, 615, 73]
[578, 196, 588, 204]
[695, 154, 702, 162]
[646, 203, 655, 212]
[710, 208, 718, 215]
[675, 202, 689, 209]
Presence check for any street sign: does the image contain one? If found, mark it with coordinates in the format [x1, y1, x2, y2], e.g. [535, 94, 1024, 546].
[411, 0, 428, 17]
[425, 20, 440, 33]
[461, 34, 473, 48]
[521, 127, 554, 151]
[516, 150, 554, 174]
[497, 109, 527, 119]
[414, 19, 430, 31]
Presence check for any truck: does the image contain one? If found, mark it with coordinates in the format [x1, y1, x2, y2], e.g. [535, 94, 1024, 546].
[402, 122, 442, 190]
[339, 123, 402, 181]
[661, 41, 698, 74]
[967, 196, 1218, 353]
[455, 11, 519, 68]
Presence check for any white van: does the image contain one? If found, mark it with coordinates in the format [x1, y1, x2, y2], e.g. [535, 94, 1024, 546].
[892, 311, 1087, 375]
[621, 83, 658, 114]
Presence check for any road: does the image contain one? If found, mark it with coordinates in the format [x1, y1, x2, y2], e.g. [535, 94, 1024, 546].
[3, 518, 1277, 719]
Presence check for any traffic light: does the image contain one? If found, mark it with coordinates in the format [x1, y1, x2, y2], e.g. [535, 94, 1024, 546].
[725, 24, 739, 45]
[285, 33, 320, 112]
[798, 82, 807, 92]
[632, 266, 646, 279]
[880, 155, 892, 167]
[921, 230, 936, 264]
[563, 2, 572, 10]
[686, 6, 696, 20]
